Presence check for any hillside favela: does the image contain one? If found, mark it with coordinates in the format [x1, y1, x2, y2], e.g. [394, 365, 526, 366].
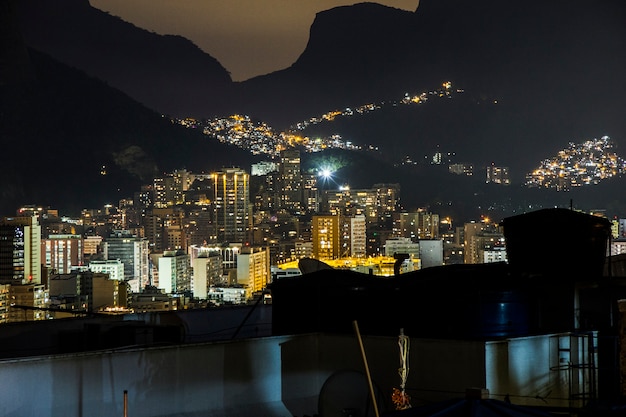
[2, 1, 626, 417]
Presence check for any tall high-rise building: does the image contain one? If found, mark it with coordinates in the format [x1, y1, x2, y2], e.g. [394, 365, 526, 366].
[83, 235, 103, 258]
[172, 169, 195, 203]
[143, 208, 185, 252]
[328, 214, 367, 258]
[212, 167, 251, 243]
[322, 184, 400, 225]
[463, 221, 505, 264]
[237, 247, 270, 299]
[393, 210, 440, 240]
[312, 215, 340, 260]
[279, 149, 302, 212]
[102, 230, 150, 293]
[416, 211, 440, 239]
[373, 183, 401, 224]
[350, 215, 367, 258]
[183, 209, 215, 247]
[192, 251, 222, 299]
[254, 171, 279, 211]
[153, 176, 175, 208]
[302, 174, 319, 213]
[152, 169, 196, 209]
[463, 222, 484, 265]
[165, 224, 186, 252]
[158, 250, 191, 294]
[41, 234, 83, 274]
[0, 215, 42, 285]
[143, 212, 165, 252]
[323, 186, 377, 219]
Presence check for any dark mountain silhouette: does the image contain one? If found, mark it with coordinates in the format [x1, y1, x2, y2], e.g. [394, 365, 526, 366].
[0, 23, 255, 216]
[7, 0, 626, 219]
[230, 3, 418, 125]
[236, 0, 626, 130]
[0, 1, 33, 86]
[16, 0, 233, 119]
[234, 0, 626, 182]
[20, 0, 617, 184]
[16, 0, 626, 132]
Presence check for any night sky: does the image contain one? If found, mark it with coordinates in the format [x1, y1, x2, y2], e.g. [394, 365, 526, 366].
[89, 0, 419, 81]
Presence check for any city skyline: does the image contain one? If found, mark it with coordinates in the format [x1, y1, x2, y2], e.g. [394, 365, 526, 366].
[4, 0, 626, 227]
[3, 2, 626, 413]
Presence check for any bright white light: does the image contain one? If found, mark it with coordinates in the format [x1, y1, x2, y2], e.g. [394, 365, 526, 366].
[320, 169, 332, 178]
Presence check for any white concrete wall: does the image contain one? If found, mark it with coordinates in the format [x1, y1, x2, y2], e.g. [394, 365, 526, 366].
[486, 333, 597, 409]
[279, 334, 488, 415]
[0, 332, 588, 417]
[0, 336, 291, 417]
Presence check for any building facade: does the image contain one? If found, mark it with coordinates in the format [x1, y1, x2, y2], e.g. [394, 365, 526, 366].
[237, 247, 270, 299]
[8, 284, 47, 322]
[349, 215, 367, 258]
[102, 231, 150, 293]
[464, 222, 505, 265]
[384, 237, 420, 258]
[419, 239, 444, 268]
[158, 250, 191, 294]
[278, 149, 302, 212]
[0, 215, 42, 285]
[312, 215, 340, 260]
[212, 168, 251, 243]
[393, 210, 440, 240]
[41, 234, 83, 274]
[89, 259, 125, 281]
[192, 251, 222, 299]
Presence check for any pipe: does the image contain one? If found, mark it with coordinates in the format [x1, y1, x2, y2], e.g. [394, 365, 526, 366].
[353, 320, 380, 417]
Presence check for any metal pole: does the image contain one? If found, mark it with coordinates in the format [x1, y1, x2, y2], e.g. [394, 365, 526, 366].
[353, 320, 380, 417]
[123, 390, 128, 417]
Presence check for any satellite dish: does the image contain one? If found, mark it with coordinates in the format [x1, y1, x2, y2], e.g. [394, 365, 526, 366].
[299, 257, 334, 274]
[318, 370, 383, 417]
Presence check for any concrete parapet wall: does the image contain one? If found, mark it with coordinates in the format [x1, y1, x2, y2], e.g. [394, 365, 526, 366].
[0, 332, 586, 416]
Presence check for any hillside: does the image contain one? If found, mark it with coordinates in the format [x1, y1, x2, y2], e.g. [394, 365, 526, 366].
[16, 0, 233, 118]
[7, 0, 626, 219]
[0, 48, 255, 216]
[237, 0, 626, 130]
[17, 0, 626, 134]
